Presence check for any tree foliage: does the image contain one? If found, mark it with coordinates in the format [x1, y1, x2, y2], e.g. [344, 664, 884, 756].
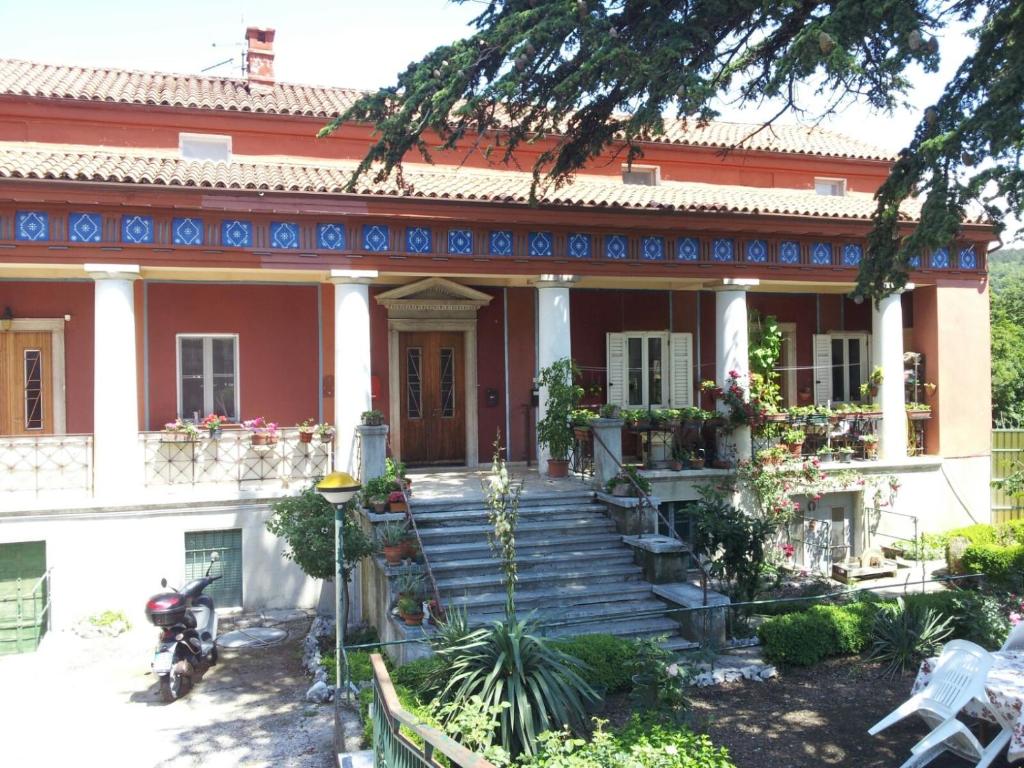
[991, 248, 1024, 424]
[322, 0, 1021, 300]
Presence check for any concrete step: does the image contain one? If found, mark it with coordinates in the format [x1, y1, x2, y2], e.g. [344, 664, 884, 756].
[543, 615, 681, 640]
[423, 532, 624, 560]
[407, 491, 596, 514]
[436, 563, 643, 595]
[416, 517, 616, 545]
[469, 596, 670, 628]
[428, 549, 635, 576]
[411, 503, 608, 528]
[443, 581, 656, 614]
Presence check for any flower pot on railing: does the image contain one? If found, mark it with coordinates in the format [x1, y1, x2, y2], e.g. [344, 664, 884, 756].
[161, 419, 199, 443]
[243, 417, 278, 447]
[298, 430, 313, 444]
[250, 431, 278, 446]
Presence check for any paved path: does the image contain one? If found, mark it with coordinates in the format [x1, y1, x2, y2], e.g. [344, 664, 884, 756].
[0, 619, 334, 767]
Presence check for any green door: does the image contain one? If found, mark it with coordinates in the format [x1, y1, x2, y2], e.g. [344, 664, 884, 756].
[0, 541, 47, 655]
[184, 530, 242, 608]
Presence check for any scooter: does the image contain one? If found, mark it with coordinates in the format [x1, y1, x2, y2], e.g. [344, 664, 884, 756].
[145, 551, 221, 702]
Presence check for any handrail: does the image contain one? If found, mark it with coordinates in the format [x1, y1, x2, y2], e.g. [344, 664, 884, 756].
[371, 654, 496, 768]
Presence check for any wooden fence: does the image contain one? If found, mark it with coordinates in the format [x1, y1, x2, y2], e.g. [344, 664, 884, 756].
[992, 429, 1024, 523]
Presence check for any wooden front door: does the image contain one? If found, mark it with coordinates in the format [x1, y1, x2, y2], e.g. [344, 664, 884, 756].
[399, 331, 465, 465]
[0, 332, 53, 435]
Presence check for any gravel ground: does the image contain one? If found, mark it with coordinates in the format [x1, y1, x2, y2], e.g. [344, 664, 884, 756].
[0, 618, 334, 768]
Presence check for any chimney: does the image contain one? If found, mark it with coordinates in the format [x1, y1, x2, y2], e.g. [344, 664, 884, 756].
[245, 26, 275, 89]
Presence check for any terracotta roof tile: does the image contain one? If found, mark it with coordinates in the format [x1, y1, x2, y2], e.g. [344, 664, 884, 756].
[0, 142, 926, 222]
[0, 58, 896, 161]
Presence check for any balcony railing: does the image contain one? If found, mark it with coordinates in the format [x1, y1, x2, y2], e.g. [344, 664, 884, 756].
[0, 434, 93, 497]
[141, 428, 333, 490]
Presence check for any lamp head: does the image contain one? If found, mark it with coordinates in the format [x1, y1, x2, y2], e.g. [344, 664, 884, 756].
[317, 471, 360, 506]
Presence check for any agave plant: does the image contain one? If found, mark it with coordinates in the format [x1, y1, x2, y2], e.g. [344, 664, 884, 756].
[869, 597, 953, 678]
[434, 614, 597, 757]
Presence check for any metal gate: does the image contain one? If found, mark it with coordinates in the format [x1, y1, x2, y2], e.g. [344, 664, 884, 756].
[993, 429, 1024, 522]
[0, 541, 49, 655]
[184, 529, 243, 608]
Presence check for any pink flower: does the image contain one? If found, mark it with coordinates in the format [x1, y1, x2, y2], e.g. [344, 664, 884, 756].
[1011, 612, 1022, 626]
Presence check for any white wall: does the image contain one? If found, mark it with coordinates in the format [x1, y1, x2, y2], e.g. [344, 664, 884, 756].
[0, 501, 329, 631]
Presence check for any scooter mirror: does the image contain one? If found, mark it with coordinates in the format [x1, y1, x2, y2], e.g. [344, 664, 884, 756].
[210, 551, 220, 562]
[161, 577, 167, 588]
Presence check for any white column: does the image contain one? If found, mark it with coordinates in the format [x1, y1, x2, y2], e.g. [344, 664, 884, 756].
[534, 275, 575, 474]
[86, 264, 142, 496]
[331, 270, 378, 476]
[872, 289, 908, 461]
[713, 279, 759, 463]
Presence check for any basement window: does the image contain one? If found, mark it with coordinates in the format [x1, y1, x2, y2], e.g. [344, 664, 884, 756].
[622, 165, 660, 186]
[179, 133, 232, 162]
[814, 177, 847, 197]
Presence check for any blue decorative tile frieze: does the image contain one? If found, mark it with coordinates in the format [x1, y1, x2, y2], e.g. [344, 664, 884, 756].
[779, 241, 801, 264]
[316, 223, 346, 251]
[567, 233, 592, 259]
[221, 220, 253, 248]
[676, 237, 699, 261]
[173, 217, 203, 246]
[362, 224, 389, 252]
[605, 234, 628, 260]
[842, 244, 863, 267]
[528, 231, 553, 257]
[406, 226, 432, 254]
[745, 240, 768, 263]
[15, 211, 48, 241]
[641, 236, 665, 261]
[930, 247, 950, 269]
[269, 222, 299, 249]
[811, 242, 833, 266]
[959, 245, 977, 269]
[712, 238, 734, 262]
[121, 215, 154, 244]
[69, 212, 102, 243]
[908, 253, 922, 268]
[489, 230, 513, 256]
[448, 229, 473, 255]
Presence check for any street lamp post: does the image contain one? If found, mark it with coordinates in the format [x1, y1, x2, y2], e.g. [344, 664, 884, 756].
[316, 471, 361, 711]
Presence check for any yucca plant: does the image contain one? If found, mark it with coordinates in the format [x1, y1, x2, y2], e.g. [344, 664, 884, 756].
[434, 614, 597, 757]
[869, 597, 953, 678]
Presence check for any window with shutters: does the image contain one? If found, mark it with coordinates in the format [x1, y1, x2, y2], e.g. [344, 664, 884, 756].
[606, 332, 693, 408]
[812, 333, 870, 404]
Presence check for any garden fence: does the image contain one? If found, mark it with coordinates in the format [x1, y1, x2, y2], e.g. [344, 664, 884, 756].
[992, 429, 1024, 522]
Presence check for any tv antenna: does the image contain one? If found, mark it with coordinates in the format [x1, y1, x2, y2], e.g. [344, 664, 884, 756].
[202, 36, 244, 76]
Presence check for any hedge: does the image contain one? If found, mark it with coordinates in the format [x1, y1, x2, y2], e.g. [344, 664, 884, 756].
[550, 633, 640, 694]
[961, 542, 1024, 586]
[942, 520, 1024, 573]
[758, 603, 877, 666]
[902, 591, 1010, 650]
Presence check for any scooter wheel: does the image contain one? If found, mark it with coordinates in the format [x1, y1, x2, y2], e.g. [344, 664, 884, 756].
[209, 644, 218, 666]
[161, 661, 194, 702]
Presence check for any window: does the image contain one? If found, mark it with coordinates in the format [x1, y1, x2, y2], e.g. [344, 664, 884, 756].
[177, 335, 239, 421]
[621, 165, 659, 186]
[814, 177, 846, 197]
[607, 332, 692, 408]
[179, 133, 232, 162]
[24, 349, 43, 430]
[184, 529, 242, 608]
[813, 332, 869, 404]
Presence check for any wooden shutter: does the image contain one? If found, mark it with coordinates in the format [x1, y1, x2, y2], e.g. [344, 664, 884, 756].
[606, 333, 625, 407]
[812, 334, 832, 405]
[669, 332, 693, 408]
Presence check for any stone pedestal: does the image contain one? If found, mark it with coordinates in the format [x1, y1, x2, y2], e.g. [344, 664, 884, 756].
[622, 535, 689, 584]
[596, 492, 660, 535]
[357, 424, 389, 483]
[591, 418, 624, 489]
[653, 582, 730, 647]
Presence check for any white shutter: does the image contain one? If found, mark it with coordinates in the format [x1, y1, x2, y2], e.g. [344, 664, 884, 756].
[812, 333, 833, 405]
[606, 333, 625, 407]
[669, 332, 693, 408]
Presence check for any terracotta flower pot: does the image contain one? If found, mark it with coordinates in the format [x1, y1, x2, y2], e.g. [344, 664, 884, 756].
[670, 460, 684, 471]
[383, 545, 403, 565]
[371, 501, 387, 514]
[690, 459, 705, 470]
[389, 501, 409, 514]
[298, 431, 313, 443]
[400, 611, 424, 626]
[400, 539, 418, 560]
[547, 459, 569, 478]
[786, 442, 804, 457]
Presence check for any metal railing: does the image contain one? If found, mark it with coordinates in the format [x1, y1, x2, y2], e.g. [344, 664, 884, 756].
[141, 428, 332, 489]
[0, 434, 93, 496]
[370, 654, 495, 768]
[0, 568, 52, 655]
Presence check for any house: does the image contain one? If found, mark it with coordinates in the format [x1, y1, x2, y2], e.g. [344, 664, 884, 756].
[0, 28, 992, 645]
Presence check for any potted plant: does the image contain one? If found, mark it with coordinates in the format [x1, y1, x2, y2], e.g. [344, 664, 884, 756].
[756, 445, 788, 466]
[367, 495, 387, 514]
[781, 427, 805, 457]
[199, 413, 226, 439]
[605, 465, 652, 497]
[838, 446, 855, 463]
[388, 490, 408, 514]
[906, 402, 932, 420]
[379, 522, 406, 565]
[361, 409, 384, 427]
[817, 445, 835, 462]
[400, 530, 419, 561]
[244, 417, 278, 446]
[296, 418, 316, 443]
[860, 366, 884, 401]
[536, 358, 583, 477]
[669, 447, 685, 471]
[397, 595, 424, 625]
[396, 568, 424, 600]
[599, 403, 621, 419]
[688, 448, 706, 470]
[861, 433, 879, 459]
[315, 422, 335, 442]
[161, 418, 199, 443]
[571, 407, 595, 443]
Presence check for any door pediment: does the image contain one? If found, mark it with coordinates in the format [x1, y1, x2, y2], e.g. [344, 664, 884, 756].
[376, 278, 492, 319]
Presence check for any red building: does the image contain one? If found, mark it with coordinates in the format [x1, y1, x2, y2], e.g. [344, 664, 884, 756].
[0, 28, 993, 628]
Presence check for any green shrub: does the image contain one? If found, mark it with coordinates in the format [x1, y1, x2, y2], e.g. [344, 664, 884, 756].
[550, 634, 638, 694]
[869, 597, 953, 677]
[390, 656, 446, 697]
[904, 590, 1010, 649]
[962, 542, 1024, 585]
[758, 603, 876, 666]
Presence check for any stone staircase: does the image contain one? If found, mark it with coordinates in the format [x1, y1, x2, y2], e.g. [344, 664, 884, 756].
[408, 490, 685, 643]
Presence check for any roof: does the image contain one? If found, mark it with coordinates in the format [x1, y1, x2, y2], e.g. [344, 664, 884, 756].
[0, 57, 896, 161]
[0, 141, 926, 222]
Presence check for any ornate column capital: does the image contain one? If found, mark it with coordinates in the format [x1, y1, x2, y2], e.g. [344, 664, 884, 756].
[84, 263, 141, 281]
[329, 269, 378, 285]
[530, 274, 579, 289]
[704, 278, 760, 292]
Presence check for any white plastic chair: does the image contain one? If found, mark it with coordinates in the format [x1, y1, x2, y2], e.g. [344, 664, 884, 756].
[1000, 621, 1024, 652]
[869, 640, 1008, 768]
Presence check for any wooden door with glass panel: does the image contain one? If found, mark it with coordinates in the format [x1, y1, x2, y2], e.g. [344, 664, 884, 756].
[399, 331, 465, 465]
[0, 332, 53, 435]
